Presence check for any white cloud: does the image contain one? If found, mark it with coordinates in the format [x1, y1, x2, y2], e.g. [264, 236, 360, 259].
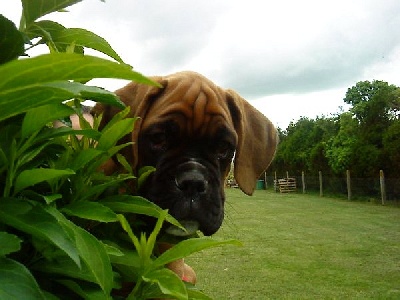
[362, 45, 400, 87]
[250, 88, 349, 129]
[2, 0, 400, 128]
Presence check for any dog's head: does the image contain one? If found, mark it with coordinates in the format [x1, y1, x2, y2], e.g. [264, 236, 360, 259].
[94, 71, 277, 235]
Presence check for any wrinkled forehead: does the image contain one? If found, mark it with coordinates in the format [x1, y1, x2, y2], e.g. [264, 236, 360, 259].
[142, 76, 235, 136]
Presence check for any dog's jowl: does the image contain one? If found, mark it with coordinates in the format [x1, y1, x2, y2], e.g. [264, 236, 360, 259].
[94, 71, 278, 236]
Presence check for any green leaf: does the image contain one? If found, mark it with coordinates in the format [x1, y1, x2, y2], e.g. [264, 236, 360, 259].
[102, 242, 124, 257]
[106, 243, 141, 281]
[117, 215, 142, 260]
[0, 53, 155, 90]
[0, 15, 25, 64]
[47, 207, 115, 294]
[42, 193, 63, 204]
[101, 195, 182, 228]
[18, 190, 63, 205]
[0, 232, 22, 256]
[21, 0, 83, 26]
[96, 118, 136, 150]
[70, 148, 104, 171]
[62, 201, 118, 222]
[116, 153, 133, 174]
[153, 237, 242, 268]
[22, 103, 75, 138]
[0, 257, 46, 300]
[35, 256, 108, 293]
[138, 166, 156, 189]
[25, 20, 66, 40]
[76, 175, 134, 201]
[37, 127, 101, 142]
[46, 81, 124, 104]
[52, 28, 123, 63]
[56, 279, 108, 300]
[16, 141, 51, 169]
[25, 20, 84, 54]
[14, 168, 75, 194]
[0, 148, 8, 167]
[107, 142, 134, 160]
[146, 210, 169, 262]
[0, 199, 80, 267]
[187, 288, 214, 300]
[100, 106, 131, 132]
[141, 268, 187, 300]
[0, 53, 158, 121]
[1, 81, 123, 122]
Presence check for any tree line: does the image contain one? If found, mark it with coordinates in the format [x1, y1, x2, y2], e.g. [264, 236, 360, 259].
[270, 80, 400, 180]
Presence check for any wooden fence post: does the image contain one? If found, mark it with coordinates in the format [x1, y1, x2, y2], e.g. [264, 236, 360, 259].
[319, 171, 323, 197]
[286, 171, 289, 179]
[302, 171, 306, 194]
[274, 171, 278, 193]
[264, 172, 267, 189]
[346, 170, 351, 201]
[380, 170, 386, 205]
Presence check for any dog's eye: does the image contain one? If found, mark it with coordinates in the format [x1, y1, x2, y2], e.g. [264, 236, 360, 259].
[149, 131, 167, 151]
[216, 141, 233, 160]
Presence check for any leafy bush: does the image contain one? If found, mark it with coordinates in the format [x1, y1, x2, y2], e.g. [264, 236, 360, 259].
[0, 1, 239, 299]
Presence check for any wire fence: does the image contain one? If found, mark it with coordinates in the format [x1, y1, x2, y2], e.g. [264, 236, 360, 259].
[263, 170, 400, 204]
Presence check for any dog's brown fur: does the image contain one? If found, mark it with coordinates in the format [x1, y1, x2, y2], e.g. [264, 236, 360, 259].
[92, 71, 278, 285]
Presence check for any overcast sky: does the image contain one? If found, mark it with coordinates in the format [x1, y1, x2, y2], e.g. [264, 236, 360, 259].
[3, 0, 400, 128]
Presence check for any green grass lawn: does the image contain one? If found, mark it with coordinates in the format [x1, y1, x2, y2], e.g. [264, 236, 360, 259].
[186, 189, 400, 299]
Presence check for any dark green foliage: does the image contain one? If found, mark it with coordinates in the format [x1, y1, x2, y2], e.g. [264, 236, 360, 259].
[383, 121, 400, 177]
[272, 80, 400, 196]
[272, 116, 338, 175]
[0, 1, 239, 299]
[0, 15, 25, 63]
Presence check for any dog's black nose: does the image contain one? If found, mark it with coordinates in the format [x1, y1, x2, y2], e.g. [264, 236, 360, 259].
[175, 161, 208, 197]
[175, 170, 208, 195]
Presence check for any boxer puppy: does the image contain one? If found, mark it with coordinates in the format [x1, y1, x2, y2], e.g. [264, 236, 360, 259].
[93, 71, 278, 236]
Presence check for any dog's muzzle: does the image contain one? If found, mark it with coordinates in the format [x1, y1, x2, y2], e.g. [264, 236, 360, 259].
[175, 161, 208, 200]
[142, 156, 224, 236]
[166, 163, 206, 235]
[173, 161, 209, 220]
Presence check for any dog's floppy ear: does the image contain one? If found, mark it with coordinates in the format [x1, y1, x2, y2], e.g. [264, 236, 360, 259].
[225, 89, 278, 195]
[92, 77, 166, 173]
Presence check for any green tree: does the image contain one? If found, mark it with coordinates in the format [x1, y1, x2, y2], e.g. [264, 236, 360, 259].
[341, 80, 400, 176]
[326, 112, 358, 175]
[383, 120, 400, 176]
[272, 79, 400, 196]
[344, 80, 398, 120]
[271, 116, 337, 175]
[344, 80, 398, 145]
[307, 117, 338, 174]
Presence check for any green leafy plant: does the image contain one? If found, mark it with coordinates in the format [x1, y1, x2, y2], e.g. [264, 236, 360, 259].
[0, 1, 239, 299]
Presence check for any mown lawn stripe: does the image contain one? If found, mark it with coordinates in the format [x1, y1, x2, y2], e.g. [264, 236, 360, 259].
[187, 189, 400, 299]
